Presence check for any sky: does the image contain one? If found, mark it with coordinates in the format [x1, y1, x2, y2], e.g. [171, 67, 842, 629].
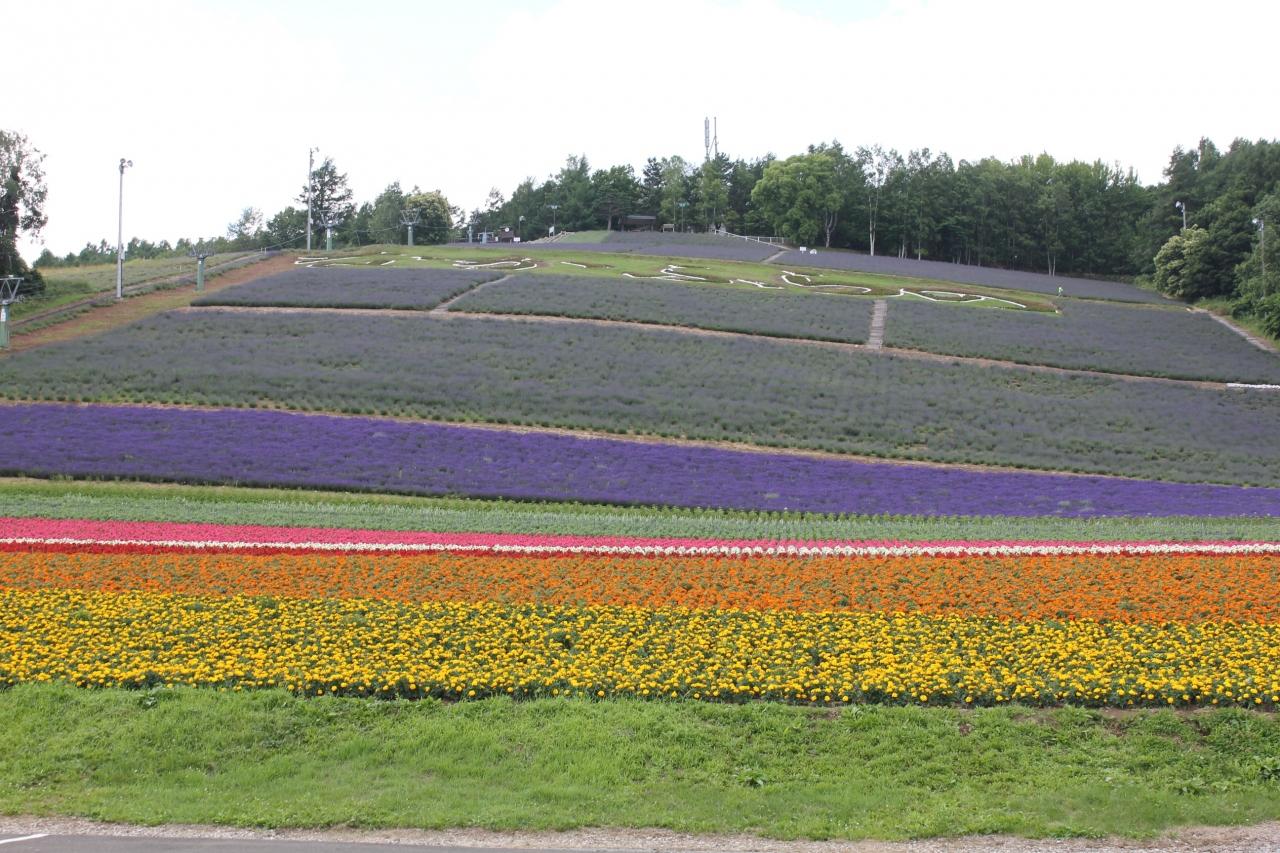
[10, 0, 1279, 257]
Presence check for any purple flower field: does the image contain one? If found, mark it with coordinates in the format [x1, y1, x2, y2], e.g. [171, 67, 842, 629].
[772, 250, 1167, 304]
[2, 403, 1278, 517]
[192, 266, 499, 310]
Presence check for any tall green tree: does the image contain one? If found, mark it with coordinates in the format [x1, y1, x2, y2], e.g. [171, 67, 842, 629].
[297, 157, 355, 230]
[751, 150, 847, 247]
[403, 190, 453, 244]
[592, 165, 640, 230]
[0, 130, 48, 294]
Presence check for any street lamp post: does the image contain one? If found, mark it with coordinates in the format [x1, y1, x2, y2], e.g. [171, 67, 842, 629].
[518, 215, 525, 242]
[1255, 217, 1267, 282]
[678, 201, 688, 232]
[116, 158, 133, 299]
[546, 204, 559, 235]
[1175, 200, 1187, 232]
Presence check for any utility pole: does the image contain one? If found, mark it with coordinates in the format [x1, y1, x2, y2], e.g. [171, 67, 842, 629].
[1255, 217, 1267, 283]
[1175, 200, 1187, 232]
[547, 203, 559, 235]
[116, 158, 133, 299]
[190, 244, 214, 292]
[678, 200, 688, 232]
[306, 147, 318, 251]
[400, 208, 421, 247]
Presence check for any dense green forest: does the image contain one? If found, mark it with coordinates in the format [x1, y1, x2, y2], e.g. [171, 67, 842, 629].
[20, 135, 1280, 335]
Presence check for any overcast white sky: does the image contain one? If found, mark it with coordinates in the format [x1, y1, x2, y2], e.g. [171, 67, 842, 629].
[11, 0, 1278, 256]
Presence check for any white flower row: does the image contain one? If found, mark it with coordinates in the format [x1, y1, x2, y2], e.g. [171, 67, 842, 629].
[5, 536, 1280, 558]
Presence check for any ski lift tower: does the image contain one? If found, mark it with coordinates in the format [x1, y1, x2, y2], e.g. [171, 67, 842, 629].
[400, 208, 421, 247]
[315, 212, 342, 252]
[0, 275, 22, 350]
[190, 244, 215, 292]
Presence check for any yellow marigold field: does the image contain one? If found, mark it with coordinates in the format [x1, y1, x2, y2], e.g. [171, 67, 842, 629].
[5, 587, 1280, 707]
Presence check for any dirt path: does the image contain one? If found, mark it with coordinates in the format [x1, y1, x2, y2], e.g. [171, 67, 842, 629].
[1195, 308, 1277, 353]
[429, 273, 514, 313]
[181, 302, 1264, 391]
[867, 299, 887, 350]
[4, 254, 297, 354]
[2, 816, 1279, 852]
[764, 248, 788, 264]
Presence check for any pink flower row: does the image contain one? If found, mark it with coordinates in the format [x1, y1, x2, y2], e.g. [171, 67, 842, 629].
[3, 517, 1279, 558]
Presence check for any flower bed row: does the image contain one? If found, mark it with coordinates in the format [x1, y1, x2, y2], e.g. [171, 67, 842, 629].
[4, 588, 1279, 707]
[5, 517, 1280, 557]
[4, 518, 1280, 707]
[5, 403, 1280, 516]
[5, 548, 1280, 623]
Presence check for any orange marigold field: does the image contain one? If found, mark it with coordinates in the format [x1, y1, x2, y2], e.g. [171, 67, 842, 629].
[5, 549, 1279, 622]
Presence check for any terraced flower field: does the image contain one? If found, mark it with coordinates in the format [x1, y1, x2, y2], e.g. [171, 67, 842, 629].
[769, 249, 1165, 303]
[6, 403, 1280, 513]
[3, 253, 1280, 840]
[4, 313, 1280, 485]
[885, 299, 1280, 384]
[4, 520, 1279, 708]
[192, 266, 499, 310]
[448, 273, 874, 343]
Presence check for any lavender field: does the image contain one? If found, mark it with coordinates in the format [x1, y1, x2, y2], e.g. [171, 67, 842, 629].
[547, 232, 779, 262]
[6, 403, 1279, 516]
[1, 310, 1279, 485]
[885, 299, 1280, 383]
[448, 274, 873, 343]
[191, 266, 499, 310]
[772, 250, 1167, 304]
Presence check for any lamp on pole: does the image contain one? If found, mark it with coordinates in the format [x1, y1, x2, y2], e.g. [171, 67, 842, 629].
[1255, 217, 1267, 282]
[546, 204, 559, 235]
[518, 214, 525, 242]
[1175, 200, 1187, 232]
[678, 200, 688, 232]
[115, 158, 133, 300]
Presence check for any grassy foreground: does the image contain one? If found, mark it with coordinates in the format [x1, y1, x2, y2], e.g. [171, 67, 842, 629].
[4, 478, 1279, 541]
[1, 685, 1278, 839]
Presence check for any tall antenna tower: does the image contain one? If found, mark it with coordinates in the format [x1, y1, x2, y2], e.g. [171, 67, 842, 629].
[400, 207, 421, 247]
[704, 117, 711, 162]
[713, 116, 718, 159]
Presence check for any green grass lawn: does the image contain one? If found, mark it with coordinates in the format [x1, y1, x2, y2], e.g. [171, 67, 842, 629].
[311, 244, 1058, 312]
[19, 254, 253, 321]
[1, 684, 1278, 840]
[3, 478, 1277, 541]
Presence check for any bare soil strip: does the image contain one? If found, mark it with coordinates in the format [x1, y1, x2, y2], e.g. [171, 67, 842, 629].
[867, 299, 887, 350]
[1, 817, 1278, 852]
[181, 303, 1253, 390]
